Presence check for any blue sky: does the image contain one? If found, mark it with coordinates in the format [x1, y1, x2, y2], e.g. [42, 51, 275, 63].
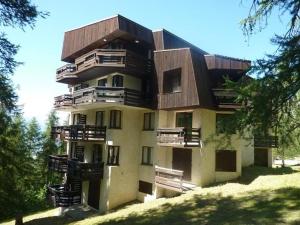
[5, 0, 288, 126]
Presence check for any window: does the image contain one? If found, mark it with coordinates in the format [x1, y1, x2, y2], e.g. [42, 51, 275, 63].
[112, 75, 123, 87]
[109, 110, 122, 129]
[74, 83, 89, 91]
[216, 114, 236, 134]
[215, 150, 236, 172]
[143, 112, 155, 130]
[95, 111, 104, 127]
[163, 68, 182, 93]
[176, 112, 192, 128]
[141, 146, 152, 165]
[138, 180, 152, 194]
[93, 144, 103, 163]
[98, 78, 107, 87]
[107, 146, 120, 165]
[72, 113, 86, 125]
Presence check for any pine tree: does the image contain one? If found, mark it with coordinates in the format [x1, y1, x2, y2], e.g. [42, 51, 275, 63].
[0, 1, 47, 224]
[227, 0, 300, 164]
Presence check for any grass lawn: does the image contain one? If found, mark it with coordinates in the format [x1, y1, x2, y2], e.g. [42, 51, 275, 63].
[2, 166, 300, 225]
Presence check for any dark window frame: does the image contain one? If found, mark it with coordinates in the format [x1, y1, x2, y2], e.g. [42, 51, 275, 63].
[95, 111, 105, 127]
[98, 78, 108, 87]
[72, 113, 86, 125]
[107, 146, 120, 166]
[109, 110, 122, 129]
[163, 68, 182, 94]
[143, 112, 155, 131]
[215, 150, 237, 172]
[141, 146, 153, 166]
[138, 180, 152, 195]
[112, 74, 124, 87]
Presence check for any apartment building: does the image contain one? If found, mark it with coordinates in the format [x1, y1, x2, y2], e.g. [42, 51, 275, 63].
[47, 15, 278, 213]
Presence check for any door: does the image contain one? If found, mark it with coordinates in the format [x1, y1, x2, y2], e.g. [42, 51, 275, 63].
[88, 179, 101, 209]
[172, 148, 192, 181]
[176, 112, 193, 141]
[254, 148, 268, 167]
[92, 144, 103, 163]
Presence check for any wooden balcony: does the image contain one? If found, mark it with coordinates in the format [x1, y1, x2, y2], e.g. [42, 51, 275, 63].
[51, 125, 106, 142]
[56, 49, 152, 83]
[48, 155, 68, 173]
[47, 184, 81, 207]
[212, 88, 241, 109]
[154, 166, 183, 192]
[157, 127, 201, 147]
[56, 64, 77, 83]
[254, 136, 278, 148]
[68, 160, 104, 180]
[73, 86, 148, 107]
[54, 94, 73, 109]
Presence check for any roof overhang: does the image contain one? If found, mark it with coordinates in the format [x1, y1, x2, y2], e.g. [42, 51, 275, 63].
[61, 15, 154, 62]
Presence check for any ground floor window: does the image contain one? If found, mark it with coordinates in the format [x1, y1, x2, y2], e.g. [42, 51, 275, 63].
[215, 150, 236, 172]
[107, 146, 120, 165]
[139, 180, 152, 194]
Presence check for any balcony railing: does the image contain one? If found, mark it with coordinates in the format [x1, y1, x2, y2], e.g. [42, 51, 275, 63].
[48, 155, 68, 173]
[73, 86, 147, 107]
[68, 160, 104, 180]
[52, 125, 106, 142]
[56, 64, 77, 81]
[157, 127, 201, 147]
[155, 166, 184, 192]
[54, 94, 73, 109]
[254, 136, 278, 148]
[56, 49, 152, 83]
[212, 88, 241, 109]
[47, 184, 81, 207]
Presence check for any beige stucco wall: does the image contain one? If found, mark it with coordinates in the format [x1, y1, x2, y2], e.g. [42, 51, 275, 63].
[66, 105, 256, 210]
[105, 107, 141, 210]
[268, 148, 273, 167]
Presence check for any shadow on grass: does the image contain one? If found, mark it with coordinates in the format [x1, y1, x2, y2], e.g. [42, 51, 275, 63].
[95, 187, 300, 225]
[24, 206, 99, 225]
[237, 166, 297, 185]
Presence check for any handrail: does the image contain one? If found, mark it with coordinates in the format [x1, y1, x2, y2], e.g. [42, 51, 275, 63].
[157, 127, 201, 147]
[155, 165, 184, 192]
[47, 184, 81, 207]
[68, 161, 104, 180]
[56, 49, 153, 82]
[48, 155, 68, 173]
[254, 136, 278, 148]
[51, 125, 106, 142]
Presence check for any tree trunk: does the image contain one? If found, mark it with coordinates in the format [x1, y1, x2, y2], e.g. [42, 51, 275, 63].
[281, 150, 285, 168]
[15, 213, 23, 225]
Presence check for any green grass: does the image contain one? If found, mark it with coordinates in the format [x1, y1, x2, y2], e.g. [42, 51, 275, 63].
[2, 166, 300, 225]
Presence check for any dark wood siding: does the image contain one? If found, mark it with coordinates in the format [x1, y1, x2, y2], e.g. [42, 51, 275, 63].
[154, 48, 200, 109]
[153, 31, 164, 50]
[205, 55, 250, 70]
[62, 16, 119, 62]
[62, 15, 153, 62]
[190, 49, 215, 109]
